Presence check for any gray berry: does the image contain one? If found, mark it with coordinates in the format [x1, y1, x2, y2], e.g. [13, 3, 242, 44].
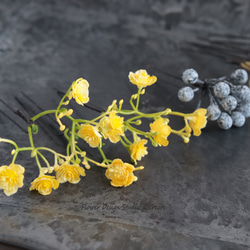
[213, 81, 230, 98]
[217, 112, 233, 130]
[182, 69, 198, 84]
[178, 86, 194, 102]
[231, 69, 248, 84]
[230, 85, 250, 102]
[231, 111, 246, 127]
[207, 104, 221, 121]
[236, 102, 250, 118]
[220, 95, 237, 112]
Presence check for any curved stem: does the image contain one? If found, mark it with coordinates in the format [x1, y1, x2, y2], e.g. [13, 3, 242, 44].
[31, 110, 57, 122]
[37, 151, 51, 168]
[56, 85, 73, 118]
[0, 138, 18, 149]
[135, 88, 142, 110]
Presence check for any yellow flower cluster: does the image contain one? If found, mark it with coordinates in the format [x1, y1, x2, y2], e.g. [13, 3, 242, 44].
[0, 69, 208, 196]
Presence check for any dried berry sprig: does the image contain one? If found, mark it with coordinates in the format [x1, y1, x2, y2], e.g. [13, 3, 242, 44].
[178, 68, 250, 129]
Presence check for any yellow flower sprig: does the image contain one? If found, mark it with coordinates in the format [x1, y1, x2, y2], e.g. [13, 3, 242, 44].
[0, 69, 207, 196]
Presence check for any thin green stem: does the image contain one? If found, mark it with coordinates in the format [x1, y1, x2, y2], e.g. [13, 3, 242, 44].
[98, 146, 110, 164]
[168, 111, 186, 117]
[86, 157, 108, 167]
[122, 134, 132, 145]
[125, 122, 150, 137]
[56, 85, 73, 117]
[0, 138, 18, 149]
[119, 136, 129, 148]
[36, 151, 51, 168]
[31, 110, 57, 122]
[135, 88, 142, 110]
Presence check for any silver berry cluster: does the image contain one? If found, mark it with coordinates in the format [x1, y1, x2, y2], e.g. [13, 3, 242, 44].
[178, 68, 250, 129]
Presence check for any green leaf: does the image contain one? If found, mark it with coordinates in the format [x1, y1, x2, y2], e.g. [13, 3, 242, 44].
[32, 124, 39, 134]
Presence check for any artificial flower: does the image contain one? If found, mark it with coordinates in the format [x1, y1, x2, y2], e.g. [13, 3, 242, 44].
[99, 111, 124, 143]
[78, 124, 102, 148]
[150, 118, 171, 146]
[0, 164, 25, 196]
[186, 108, 207, 136]
[128, 69, 157, 88]
[30, 175, 59, 195]
[71, 78, 89, 105]
[105, 159, 138, 187]
[54, 164, 85, 184]
[130, 136, 148, 163]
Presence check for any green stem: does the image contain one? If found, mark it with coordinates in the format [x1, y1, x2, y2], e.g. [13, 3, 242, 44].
[122, 134, 132, 145]
[0, 138, 18, 149]
[98, 146, 110, 164]
[168, 111, 186, 117]
[56, 85, 73, 117]
[31, 110, 57, 122]
[125, 122, 150, 137]
[130, 96, 137, 111]
[135, 87, 142, 110]
[28, 126, 44, 173]
[86, 157, 108, 167]
[119, 136, 129, 148]
[36, 151, 51, 168]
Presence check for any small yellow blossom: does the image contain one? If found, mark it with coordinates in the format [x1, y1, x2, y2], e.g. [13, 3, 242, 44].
[70, 78, 89, 105]
[54, 164, 85, 184]
[30, 175, 59, 195]
[100, 111, 124, 143]
[130, 137, 148, 163]
[0, 164, 25, 196]
[150, 118, 171, 146]
[186, 108, 207, 136]
[105, 159, 138, 187]
[129, 69, 157, 88]
[78, 124, 102, 148]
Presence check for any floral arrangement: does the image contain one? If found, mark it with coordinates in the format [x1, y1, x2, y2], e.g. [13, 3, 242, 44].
[0, 69, 207, 196]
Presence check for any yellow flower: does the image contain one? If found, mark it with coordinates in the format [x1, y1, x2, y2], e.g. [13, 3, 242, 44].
[54, 164, 86, 184]
[71, 78, 89, 105]
[130, 137, 148, 163]
[186, 108, 207, 136]
[128, 69, 157, 88]
[78, 124, 102, 148]
[0, 164, 25, 196]
[100, 111, 124, 143]
[30, 175, 59, 195]
[105, 159, 138, 187]
[150, 118, 171, 146]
